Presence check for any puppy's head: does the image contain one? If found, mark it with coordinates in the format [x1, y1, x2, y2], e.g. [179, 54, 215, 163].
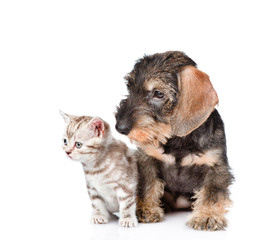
[115, 51, 218, 146]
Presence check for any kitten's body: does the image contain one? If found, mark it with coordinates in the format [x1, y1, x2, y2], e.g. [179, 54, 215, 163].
[60, 112, 138, 227]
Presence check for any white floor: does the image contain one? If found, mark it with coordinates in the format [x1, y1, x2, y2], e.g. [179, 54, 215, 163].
[1, 149, 272, 240]
[56, 208, 267, 240]
[89, 211, 229, 240]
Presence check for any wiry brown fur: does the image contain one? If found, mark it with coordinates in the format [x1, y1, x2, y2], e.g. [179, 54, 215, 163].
[187, 187, 232, 230]
[136, 150, 165, 223]
[115, 51, 234, 230]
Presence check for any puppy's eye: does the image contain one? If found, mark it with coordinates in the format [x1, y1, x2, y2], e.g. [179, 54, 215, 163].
[63, 139, 67, 145]
[153, 90, 164, 99]
[75, 142, 82, 148]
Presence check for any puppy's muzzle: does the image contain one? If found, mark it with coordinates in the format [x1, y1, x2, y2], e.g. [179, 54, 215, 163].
[115, 121, 131, 135]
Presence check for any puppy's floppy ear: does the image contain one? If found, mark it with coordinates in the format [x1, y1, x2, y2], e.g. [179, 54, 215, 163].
[170, 66, 218, 137]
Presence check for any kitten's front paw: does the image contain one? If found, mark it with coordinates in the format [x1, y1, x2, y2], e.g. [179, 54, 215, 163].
[119, 216, 138, 228]
[91, 214, 108, 224]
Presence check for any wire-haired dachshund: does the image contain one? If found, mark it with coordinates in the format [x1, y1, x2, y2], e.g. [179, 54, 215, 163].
[115, 51, 234, 231]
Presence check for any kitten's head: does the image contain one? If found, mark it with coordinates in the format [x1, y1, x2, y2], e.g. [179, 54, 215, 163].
[60, 111, 110, 163]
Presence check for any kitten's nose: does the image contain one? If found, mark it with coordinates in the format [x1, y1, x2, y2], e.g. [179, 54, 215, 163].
[66, 151, 71, 155]
[115, 121, 131, 135]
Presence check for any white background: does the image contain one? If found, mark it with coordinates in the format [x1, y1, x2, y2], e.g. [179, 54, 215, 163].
[1, 1, 273, 239]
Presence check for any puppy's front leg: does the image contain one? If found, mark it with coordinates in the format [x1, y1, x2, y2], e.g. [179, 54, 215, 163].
[136, 151, 165, 223]
[187, 164, 233, 231]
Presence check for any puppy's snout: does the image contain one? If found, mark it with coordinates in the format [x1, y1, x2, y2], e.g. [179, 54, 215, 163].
[115, 121, 131, 135]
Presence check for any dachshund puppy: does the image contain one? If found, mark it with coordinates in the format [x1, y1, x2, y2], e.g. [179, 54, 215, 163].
[115, 51, 234, 231]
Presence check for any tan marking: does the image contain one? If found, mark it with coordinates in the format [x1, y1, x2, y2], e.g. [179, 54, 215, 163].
[128, 116, 172, 148]
[144, 78, 163, 91]
[187, 187, 232, 231]
[142, 145, 175, 164]
[181, 149, 221, 167]
[136, 179, 165, 223]
[128, 128, 151, 144]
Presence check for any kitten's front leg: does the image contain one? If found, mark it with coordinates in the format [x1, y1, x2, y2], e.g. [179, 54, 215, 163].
[88, 186, 109, 224]
[115, 184, 138, 227]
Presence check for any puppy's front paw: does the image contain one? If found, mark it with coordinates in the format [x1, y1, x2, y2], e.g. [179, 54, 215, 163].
[119, 216, 138, 227]
[187, 214, 227, 231]
[137, 206, 164, 223]
[91, 214, 108, 224]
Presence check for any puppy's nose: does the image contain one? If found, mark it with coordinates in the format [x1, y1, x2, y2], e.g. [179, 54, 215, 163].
[115, 122, 131, 135]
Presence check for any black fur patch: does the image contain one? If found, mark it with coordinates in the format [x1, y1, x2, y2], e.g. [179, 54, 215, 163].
[158, 110, 233, 203]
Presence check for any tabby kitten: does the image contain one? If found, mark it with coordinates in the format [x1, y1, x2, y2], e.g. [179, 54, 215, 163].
[60, 111, 138, 227]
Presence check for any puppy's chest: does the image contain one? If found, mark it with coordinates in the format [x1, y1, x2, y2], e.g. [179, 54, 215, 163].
[163, 135, 202, 161]
[159, 163, 208, 194]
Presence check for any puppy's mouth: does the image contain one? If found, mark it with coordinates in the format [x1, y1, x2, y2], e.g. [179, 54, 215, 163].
[127, 123, 173, 147]
[127, 127, 152, 144]
[116, 113, 173, 146]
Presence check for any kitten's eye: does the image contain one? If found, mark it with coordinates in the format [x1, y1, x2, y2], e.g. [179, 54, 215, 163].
[63, 139, 67, 145]
[75, 142, 82, 148]
[153, 90, 164, 99]
[120, 99, 127, 106]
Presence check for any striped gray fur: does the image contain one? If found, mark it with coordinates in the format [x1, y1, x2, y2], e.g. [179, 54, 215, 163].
[60, 112, 138, 227]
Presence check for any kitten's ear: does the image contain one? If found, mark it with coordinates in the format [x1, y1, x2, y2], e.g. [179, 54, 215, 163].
[89, 117, 105, 137]
[59, 110, 71, 123]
